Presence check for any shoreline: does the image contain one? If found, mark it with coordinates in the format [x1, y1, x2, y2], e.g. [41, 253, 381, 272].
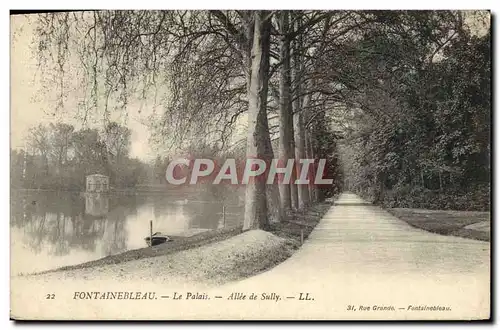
[30, 227, 244, 276]
[23, 200, 334, 279]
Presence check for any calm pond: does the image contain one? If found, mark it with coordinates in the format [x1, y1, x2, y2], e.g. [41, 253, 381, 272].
[10, 188, 244, 275]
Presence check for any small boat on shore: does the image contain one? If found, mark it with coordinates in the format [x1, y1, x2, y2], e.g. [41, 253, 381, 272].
[145, 232, 171, 246]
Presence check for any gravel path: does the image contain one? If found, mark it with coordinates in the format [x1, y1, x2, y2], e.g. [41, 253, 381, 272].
[213, 193, 490, 320]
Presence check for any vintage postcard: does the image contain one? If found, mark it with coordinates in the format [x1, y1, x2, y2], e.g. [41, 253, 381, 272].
[10, 9, 491, 320]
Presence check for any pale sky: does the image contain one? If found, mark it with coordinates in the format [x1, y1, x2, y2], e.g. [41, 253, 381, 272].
[10, 14, 157, 161]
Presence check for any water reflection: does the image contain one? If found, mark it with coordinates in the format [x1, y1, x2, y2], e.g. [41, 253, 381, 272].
[10, 189, 243, 275]
[85, 194, 109, 217]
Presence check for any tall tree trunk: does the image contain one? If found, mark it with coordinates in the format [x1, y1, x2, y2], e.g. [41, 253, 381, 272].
[305, 126, 317, 203]
[288, 12, 299, 210]
[243, 11, 272, 231]
[278, 11, 293, 212]
[289, 99, 299, 210]
[260, 14, 284, 224]
[302, 87, 318, 204]
[291, 15, 310, 210]
[294, 99, 310, 209]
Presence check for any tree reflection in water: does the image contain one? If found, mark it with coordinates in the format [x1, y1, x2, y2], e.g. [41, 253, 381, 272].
[10, 187, 244, 273]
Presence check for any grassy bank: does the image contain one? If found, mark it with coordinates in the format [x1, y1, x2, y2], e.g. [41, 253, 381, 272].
[388, 208, 490, 242]
[33, 199, 333, 277]
[35, 227, 244, 275]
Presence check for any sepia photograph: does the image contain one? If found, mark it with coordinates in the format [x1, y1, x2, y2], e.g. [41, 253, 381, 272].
[9, 8, 491, 321]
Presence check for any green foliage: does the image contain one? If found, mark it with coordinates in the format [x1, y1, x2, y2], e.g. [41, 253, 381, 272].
[340, 15, 490, 211]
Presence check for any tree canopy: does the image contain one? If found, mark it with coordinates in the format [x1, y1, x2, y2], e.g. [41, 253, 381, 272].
[20, 10, 491, 229]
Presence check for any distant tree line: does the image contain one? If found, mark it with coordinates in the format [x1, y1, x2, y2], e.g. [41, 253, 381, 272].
[11, 122, 154, 190]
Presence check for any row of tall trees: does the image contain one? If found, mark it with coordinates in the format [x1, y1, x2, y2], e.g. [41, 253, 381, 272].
[11, 122, 151, 189]
[30, 10, 489, 229]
